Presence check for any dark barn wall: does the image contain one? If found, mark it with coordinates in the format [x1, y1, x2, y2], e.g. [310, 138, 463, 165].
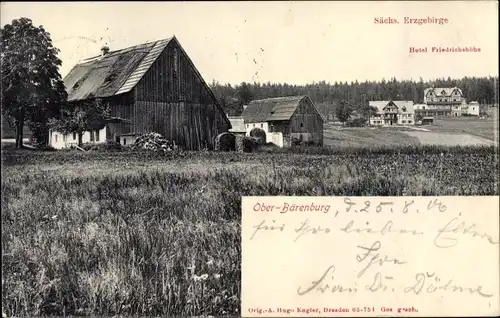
[289, 98, 324, 145]
[106, 93, 135, 141]
[132, 39, 230, 150]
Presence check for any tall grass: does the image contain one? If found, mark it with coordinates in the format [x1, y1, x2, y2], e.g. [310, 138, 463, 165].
[1, 145, 498, 316]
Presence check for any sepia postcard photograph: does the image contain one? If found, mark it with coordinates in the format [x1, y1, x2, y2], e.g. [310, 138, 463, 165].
[1, 1, 498, 317]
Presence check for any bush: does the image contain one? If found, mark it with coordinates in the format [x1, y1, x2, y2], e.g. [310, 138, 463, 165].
[291, 137, 302, 146]
[243, 136, 260, 152]
[249, 128, 266, 144]
[80, 140, 123, 152]
[346, 118, 367, 127]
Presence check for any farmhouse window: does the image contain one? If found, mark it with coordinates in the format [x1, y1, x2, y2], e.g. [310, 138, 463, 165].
[123, 138, 127, 145]
[73, 132, 77, 140]
[260, 123, 263, 128]
[55, 135, 58, 142]
[95, 130, 100, 142]
[63, 135, 67, 142]
[253, 124, 255, 127]
[90, 131, 94, 142]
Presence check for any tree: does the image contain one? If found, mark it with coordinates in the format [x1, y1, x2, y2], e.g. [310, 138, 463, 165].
[49, 98, 110, 147]
[362, 105, 378, 123]
[334, 99, 353, 125]
[1, 17, 67, 148]
[236, 82, 253, 106]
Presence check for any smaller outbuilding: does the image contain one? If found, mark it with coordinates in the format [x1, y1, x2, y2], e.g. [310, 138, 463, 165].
[241, 95, 324, 147]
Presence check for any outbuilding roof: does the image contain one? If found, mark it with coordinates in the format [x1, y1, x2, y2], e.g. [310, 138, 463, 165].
[242, 96, 323, 123]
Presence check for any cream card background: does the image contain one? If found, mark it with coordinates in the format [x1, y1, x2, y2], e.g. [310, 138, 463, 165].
[242, 196, 499, 317]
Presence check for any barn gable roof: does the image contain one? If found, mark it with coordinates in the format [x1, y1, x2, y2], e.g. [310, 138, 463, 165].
[63, 36, 231, 127]
[242, 96, 324, 123]
[64, 38, 172, 101]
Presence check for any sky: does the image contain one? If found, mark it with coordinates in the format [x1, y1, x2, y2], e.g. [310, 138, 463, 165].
[1, 1, 498, 86]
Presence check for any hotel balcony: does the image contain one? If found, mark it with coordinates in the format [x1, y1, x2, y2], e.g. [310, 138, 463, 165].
[425, 99, 464, 105]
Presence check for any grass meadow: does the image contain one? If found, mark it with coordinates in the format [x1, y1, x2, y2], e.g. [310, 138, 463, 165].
[1, 145, 499, 316]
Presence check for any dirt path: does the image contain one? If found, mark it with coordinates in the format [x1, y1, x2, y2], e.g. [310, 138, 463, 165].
[402, 131, 495, 146]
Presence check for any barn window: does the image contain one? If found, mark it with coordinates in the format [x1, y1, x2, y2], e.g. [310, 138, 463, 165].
[173, 48, 178, 72]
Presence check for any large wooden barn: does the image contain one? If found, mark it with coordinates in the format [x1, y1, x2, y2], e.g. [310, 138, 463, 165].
[241, 96, 324, 147]
[51, 36, 230, 150]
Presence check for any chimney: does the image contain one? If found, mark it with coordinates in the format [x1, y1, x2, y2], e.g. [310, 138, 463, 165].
[101, 46, 110, 56]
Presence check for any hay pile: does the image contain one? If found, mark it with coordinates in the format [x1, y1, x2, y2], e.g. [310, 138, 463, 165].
[132, 132, 178, 152]
[215, 132, 236, 151]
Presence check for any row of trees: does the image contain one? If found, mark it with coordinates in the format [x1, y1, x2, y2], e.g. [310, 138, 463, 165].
[1, 18, 110, 148]
[211, 76, 499, 117]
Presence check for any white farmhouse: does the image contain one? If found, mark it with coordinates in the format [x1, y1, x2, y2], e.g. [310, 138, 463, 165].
[50, 128, 106, 149]
[49, 117, 132, 149]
